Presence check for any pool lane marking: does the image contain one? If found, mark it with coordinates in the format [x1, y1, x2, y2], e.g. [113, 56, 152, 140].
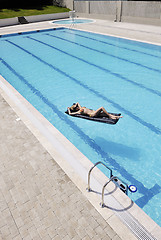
[46, 33, 161, 75]
[27, 36, 161, 99]
[63, 29, 161, 60]
[1, 56, 160, 202]
[4, 39, 161, 135]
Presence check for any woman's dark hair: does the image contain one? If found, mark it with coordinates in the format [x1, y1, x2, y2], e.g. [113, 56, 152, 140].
[70, 103, 79, 112]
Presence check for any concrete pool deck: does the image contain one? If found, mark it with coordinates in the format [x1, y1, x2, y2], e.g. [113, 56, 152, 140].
[0, 19, 161, 240]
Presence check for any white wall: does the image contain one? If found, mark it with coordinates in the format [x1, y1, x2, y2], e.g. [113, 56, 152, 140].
[73, 1, 161, 26]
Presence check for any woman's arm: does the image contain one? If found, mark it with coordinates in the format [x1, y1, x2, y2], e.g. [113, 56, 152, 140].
[76, 102, 82, 108]
[68, 107, 81, 115]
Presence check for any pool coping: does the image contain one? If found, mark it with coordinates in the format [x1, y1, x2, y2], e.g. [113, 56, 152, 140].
[51, 18, 96, 25]
[0, 20, 161, 240]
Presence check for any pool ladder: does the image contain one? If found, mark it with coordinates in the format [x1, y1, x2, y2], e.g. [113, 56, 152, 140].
[69, 10, 76, 29]
[87, 163, 158, 240]
[87, 161, 135, 207]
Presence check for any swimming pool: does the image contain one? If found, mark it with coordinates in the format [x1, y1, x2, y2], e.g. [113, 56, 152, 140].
[0, 27, 161, 227]
[53, 19, 94, 24]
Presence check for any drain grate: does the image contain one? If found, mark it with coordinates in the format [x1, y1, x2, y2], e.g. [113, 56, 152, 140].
[104, 194, 157, 240]
[117, 210, 157, 240]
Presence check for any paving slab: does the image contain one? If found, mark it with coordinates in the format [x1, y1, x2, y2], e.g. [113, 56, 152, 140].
[0, 94, 121, 239]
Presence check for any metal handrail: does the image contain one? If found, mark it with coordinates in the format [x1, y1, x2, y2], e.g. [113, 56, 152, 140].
[101, 176, 117, 207]
[69, 10, 76, 21]
[87, 162, 137, 208]
[87, 161, 113, 192]
[69, 10, 76, 29]
[101, 176, 129, 207]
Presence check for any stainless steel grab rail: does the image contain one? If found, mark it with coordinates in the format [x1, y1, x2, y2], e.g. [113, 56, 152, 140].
[87, 161, 137, 208]
[87, 161, 113, 192]
[101, 176, 117, 207]
[101, 176, 129, 207]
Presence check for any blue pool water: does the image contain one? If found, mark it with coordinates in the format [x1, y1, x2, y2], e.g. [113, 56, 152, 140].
[0, 28, 161, 226]
[53, 19, 94, 24]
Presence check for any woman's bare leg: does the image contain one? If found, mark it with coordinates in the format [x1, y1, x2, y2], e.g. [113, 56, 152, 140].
[90, 107, 102, 117]
[91, 107, 122, 119]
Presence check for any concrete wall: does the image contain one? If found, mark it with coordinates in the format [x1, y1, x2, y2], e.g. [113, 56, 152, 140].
[73, 1, 161, 26]
[121, 1, 161, 25]
[25, 12, 69, 23]
[63, 0, 74, 10]
[53, 0, 74, 10]
[74, 1, 116, 21]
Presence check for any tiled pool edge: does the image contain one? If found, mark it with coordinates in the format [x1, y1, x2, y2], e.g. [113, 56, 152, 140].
[1, 75, 161, 240]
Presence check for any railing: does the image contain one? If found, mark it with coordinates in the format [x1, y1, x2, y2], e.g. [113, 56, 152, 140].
[87, 161, 113, 192]
[101, 176, 129, 207]
[69, 10, 76, 21]
[69, 10, 76, 28]
[87, 161, 137, 207]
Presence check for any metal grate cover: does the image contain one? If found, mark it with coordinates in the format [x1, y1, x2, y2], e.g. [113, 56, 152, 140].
[105, 194, 157, 240]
